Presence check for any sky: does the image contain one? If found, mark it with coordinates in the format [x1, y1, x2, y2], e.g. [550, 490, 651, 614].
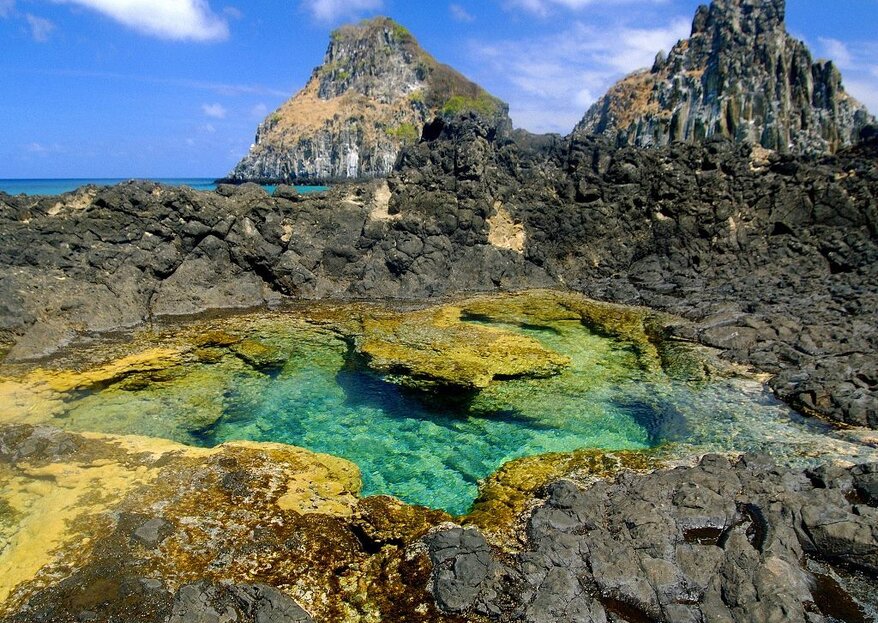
[1, 0, 876, 178]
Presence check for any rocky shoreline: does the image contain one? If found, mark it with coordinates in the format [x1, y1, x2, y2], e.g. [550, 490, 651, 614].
[2, 117, 876, 428]
[1, 123, 876, 618]
[1, 422, 876, 622]
[2, 0, 877, 617]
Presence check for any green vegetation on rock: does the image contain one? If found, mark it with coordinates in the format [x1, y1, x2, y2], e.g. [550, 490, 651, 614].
[389, 21, 412, 42]
[441, 92, 503, 118]
[386, 122, 420, 143]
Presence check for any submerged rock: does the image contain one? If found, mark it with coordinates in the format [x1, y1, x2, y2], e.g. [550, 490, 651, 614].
[350, 304, 570, 393]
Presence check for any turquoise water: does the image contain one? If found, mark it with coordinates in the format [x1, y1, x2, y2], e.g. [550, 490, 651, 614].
[0, 178, 328, 196]
[36, 314, 878, 516]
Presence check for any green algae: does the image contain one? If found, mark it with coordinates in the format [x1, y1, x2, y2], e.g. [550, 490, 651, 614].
[351, 305, 570, 392]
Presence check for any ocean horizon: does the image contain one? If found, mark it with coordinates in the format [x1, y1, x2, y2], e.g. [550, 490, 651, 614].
[0, 178, 329, 197]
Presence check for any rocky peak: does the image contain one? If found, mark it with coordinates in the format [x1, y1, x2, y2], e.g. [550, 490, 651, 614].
[575, 0, 874, 155]
[317, 17, 421, 102]
[690, 0, 785, 37]
[228, 17, 506, 183]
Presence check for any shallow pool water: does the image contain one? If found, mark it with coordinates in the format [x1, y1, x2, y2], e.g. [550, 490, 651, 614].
[4, 304, 876, 516]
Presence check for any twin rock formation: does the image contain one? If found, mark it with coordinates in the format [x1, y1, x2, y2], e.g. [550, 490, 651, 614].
[230, 0, 873, 183]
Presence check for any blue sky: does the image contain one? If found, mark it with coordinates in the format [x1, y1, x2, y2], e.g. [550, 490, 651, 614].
[1, 0, 876, 178]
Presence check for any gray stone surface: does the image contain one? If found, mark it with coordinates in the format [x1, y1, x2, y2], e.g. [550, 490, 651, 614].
[428, 456, 878, 622]
[169, 582, 313, 623]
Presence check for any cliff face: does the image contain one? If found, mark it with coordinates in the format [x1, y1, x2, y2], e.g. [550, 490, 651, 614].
[229, 17, 506, 183]
[575, 0, 874, 155]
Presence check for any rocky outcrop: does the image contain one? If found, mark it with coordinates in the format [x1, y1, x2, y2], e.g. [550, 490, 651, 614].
[0, 424, 453, 623]
[575, 0, 874, 155]
[227, 17, 506, 183]
[427, 454, 878, 622]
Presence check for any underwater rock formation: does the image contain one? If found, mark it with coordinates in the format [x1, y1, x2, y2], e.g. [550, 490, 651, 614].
[345, 303, 570, 392]
[575, 0, 874, 154]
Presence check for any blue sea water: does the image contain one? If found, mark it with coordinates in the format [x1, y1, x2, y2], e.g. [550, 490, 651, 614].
[0, 178, 329, 196]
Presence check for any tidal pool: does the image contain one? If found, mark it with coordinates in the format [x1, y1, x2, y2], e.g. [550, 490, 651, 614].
[2, 294, 875, 515]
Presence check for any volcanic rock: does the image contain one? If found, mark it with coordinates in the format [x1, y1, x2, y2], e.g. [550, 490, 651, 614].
[228, 17, 506, 183]
[575, 0, 875, 155]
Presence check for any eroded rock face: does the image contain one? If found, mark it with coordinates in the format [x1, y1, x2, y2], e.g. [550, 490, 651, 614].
[228, 17, 506, 183]
[575, 0, 874, 155]
[427, 454, 878, 622]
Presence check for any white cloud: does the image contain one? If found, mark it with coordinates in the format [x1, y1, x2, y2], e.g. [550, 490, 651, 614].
[846, 79, 878, 116]
[506, 0, 669, 18]
[450, 4, 475, 23]
[25, 14, 54, 42]
[223, 6, 243, 20]
[202, 103, 228, 118]
[0, 0, 14, 18]
[25, 142, 63, 154]
[472, 17, 689, 133]
[819, 37, 853, 69]
[54, 0, 229, 41]
[300, 0, 383, 23]
[817, 38, 878, 116]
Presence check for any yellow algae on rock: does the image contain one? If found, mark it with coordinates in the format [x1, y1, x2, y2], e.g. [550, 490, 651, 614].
[0, 450, 163, 605]
[0, 426, 378, 619]
[25, 347, 185, 393]
[458, 290, 706, 378]
[229, 441, 362, 517]
[465, 449, 657, 548]
[353, 305, 570, 391]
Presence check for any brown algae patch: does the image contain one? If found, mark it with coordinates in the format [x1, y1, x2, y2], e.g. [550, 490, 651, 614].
[0, 425, 465, 622]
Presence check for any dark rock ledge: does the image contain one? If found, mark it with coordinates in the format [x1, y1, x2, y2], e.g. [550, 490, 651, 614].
[427, 454, 878, 623]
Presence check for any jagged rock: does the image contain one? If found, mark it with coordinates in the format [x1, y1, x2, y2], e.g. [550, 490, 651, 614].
[428, 455, 878, 622]
[228, 17, 506, 183]
[575, 0, 875, 155]
[168, 582, 313, 623]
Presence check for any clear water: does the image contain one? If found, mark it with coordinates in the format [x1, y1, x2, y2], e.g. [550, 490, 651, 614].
[14, 311, 874, 516]
[0, 178, 329, 196]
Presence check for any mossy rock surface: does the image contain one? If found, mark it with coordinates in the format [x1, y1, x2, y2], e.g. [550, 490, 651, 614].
[465, 449, 658, 547]
[230, 339, 290, 370]
[353, 306, 570, 391]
